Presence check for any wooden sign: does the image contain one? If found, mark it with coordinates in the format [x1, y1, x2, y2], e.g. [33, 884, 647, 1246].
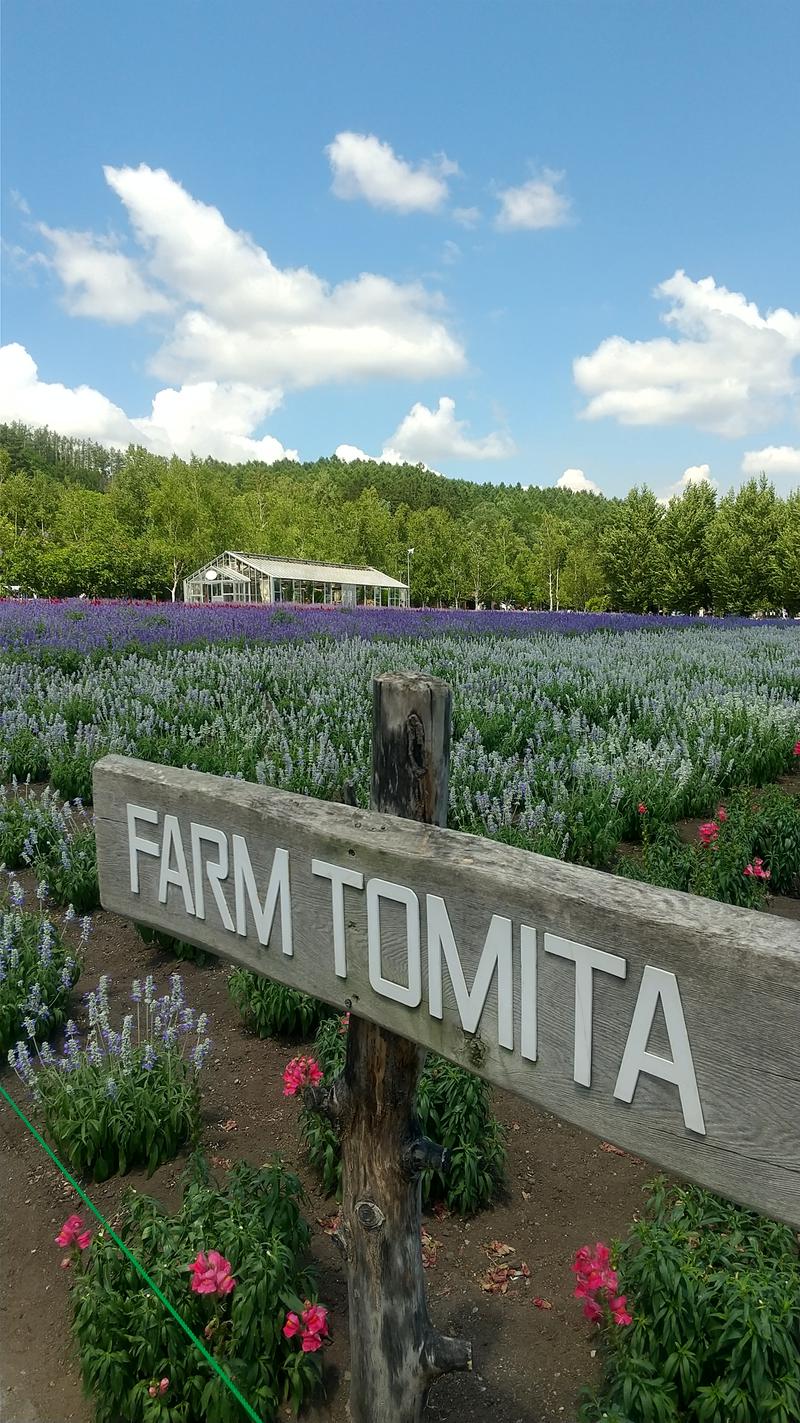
[93, 750, 800, 1228]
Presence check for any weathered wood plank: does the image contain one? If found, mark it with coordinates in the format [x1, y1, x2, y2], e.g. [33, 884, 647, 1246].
[93, 752, 800, 1226]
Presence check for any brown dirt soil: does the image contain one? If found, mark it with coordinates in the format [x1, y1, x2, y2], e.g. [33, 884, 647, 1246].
[1, 906, 653, 1423]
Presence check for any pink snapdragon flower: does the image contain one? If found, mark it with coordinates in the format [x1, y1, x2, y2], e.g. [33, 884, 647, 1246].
[637, 803, 647, 815]
[793, 741, 800, 757]
[189, 1250, 236, 1297]
[572, 1242, 632, 1328]
[716, 806, 728, 822]
[744, 858, 771, 881]
[55, 1214, 83, 1248]
[282, 1056, 323, 1097]
[283, 1302, 330, 1352]
[698, 821, 718, 847]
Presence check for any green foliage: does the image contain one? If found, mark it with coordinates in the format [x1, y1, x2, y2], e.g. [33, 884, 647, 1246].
[228, 969, 331, 1039]
[136, 922, 214, 967]
[36, 825, 99, 912]
[28, 975, 210, 1181]
[69, 1157, 326, 1422]
[580, 1180, 800, 1423]
[617, 787, 799, 908]
[300, 1016, 507, 1213]
[0, 881, 83, 1055]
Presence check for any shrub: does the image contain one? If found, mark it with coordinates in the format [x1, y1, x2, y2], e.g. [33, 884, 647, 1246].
[65, 1157, 327, 1422]
[0, 783, 72, 870]
[617, 791, 793, 909]
[579, 1180, 800, 1423]
[10, 973, 210, 1180]
[0, 878, 85, 1055]
[0, 784, 100, 910]
[36, 825, 99, 912]
[136, 922, 214, 967]
[297, 1015, 507, 1214]
[228, 969, 330, 1039]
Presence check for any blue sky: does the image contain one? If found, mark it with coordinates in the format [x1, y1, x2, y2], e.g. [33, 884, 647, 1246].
[2, 0, 799, 498]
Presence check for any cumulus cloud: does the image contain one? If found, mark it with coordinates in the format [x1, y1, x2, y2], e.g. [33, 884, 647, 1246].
[33, 164, 464, 390]
[495, 169, 572, 231]
[387, 396, 515, 462]
[741, 444, 800, 477]
[38, 224, 172, 323]
[0, 343, 296, 464]
[335, 396, 514, 468]
[326, 132, 458, 213]
[659, 463, 718, 504]
[556, 468, 602, 495]
[574, 271, 800, 436]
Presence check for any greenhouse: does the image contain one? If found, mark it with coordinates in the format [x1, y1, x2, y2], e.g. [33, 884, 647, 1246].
[183, 552, 408, 606]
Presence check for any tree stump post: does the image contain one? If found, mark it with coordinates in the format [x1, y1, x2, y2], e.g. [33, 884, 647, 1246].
[338, 670, 473, 1422]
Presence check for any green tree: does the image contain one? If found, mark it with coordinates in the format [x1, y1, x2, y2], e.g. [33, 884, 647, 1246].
[599, 488, 666, 612]
[660, 479, 717, 613]
[707, 476, 782, 614]
[775, 490, 800, 616]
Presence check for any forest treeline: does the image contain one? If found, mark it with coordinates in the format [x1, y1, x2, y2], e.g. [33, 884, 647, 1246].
[0, 421, 798, 614]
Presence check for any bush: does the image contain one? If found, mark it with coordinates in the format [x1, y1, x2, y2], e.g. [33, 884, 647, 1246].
[0, 783, 72, 870]
[36, 825, 99, 912]
[10, 973, 211, 1181]
[228, 969, 330, 1039]
[298, 1015, 507, 1214]
[0, 784, 99, 910]
[0, 878, 85, 1054]
[136, 922, 214, 967]
[66, 1156, 327, 1422]
[617, 790, 798, 909]
[579, 1180, 800, 1423]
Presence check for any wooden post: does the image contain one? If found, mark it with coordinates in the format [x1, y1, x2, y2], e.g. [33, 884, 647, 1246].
[338, 671, 472, 1422]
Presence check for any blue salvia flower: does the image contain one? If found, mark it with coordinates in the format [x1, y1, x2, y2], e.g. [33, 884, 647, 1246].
[36, 880, 48, 903]
[131, 979, 142, 1003]
[9, 880, 24, 909]
[87, 1038, 102, 1068]
[191, 1039, 211, 1070]
[105, 1075, 118, 1098]
[142, 1043, 156, 1071]
[169, 973, 184, 1009]
[63, 905, 76, 923]
[144, 975, 155, 1005]
[80, 916, 92, 943]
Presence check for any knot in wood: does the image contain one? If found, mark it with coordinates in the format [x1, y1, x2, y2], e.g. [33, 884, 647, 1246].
[405, 711, 427, 778]
[354, 1198, 385, 1232]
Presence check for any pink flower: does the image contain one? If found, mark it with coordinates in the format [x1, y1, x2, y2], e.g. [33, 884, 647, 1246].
[610, 1295, 633, 1326]
[189, 1250, 236, 1297]
[716, 806, 728, 822]
[698, 821, 718, 847]
[593, 1243, 610, 1268]
[793, 741, 800, 757]
[282, 1056, 324, 1097]
[148, 1385, 158, 1398]
[302, 1303, 329, 1339]
[637, 803, 647, 815]
[301, 1332, 324, 1352]
[159, 1378, 170, 1394]
[283, 1311, 302, 1339]
[339, 1012, 351, 1034]
[55, 1214, 83, 1248]
[76, 1230, 92, 1251]
[60, 1256, 71, 1269]
[583, 1297, 603, 1323]
[744, 858, 771, 881]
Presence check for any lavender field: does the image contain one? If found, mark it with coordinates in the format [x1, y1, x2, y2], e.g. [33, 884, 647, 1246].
[0, 598, 792, 657]
[1, 601, 798, 896]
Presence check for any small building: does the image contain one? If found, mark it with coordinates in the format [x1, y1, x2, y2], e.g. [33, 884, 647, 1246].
[183, 552, 408, 607]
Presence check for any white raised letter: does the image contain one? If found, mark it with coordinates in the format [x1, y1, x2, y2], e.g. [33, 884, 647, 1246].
[312, 859, 364, 977]
[520, 925, 537, 1061]
[426, 895, 513, 1049]
[232, 837, 293, 955]
[367, 878, 421, 1007]
[545, 933, 626, 1086]
[614, 966, 705, 1134]
[127, 803, 159, 894]
[191, 823, 234, 931]
[158, 814, 195, 915]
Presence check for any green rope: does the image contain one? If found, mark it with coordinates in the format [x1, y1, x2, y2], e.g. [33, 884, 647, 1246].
[0, 1079, 262, 1423]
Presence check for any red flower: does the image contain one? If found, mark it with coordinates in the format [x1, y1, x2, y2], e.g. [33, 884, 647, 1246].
[637, 803, 647, 815]
[698, 821, 718, 847]
[283, 1056, 324, 1097]
[283, 1312, 302, 1339]
[189, 1250, 236, 1297]
[793, 741, 800, 757]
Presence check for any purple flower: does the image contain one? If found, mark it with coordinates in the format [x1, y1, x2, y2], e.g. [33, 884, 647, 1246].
[141, 1044, 156, 1071]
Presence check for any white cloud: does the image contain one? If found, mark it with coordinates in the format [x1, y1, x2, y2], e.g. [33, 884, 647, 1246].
[326, 132, 457, 213]
[387, 396, 515, 463]
[574, 271, 800, 436]
[38, 224, 172, 323]
[335, 396, 514, 468]
[91, 163, 465, 386]
[453, 206, 481, 228]
[495, 169, 572, 231]
[441, 239, 461, 265]
[741, 444, 800, 477]
[557, 468, 602, 495]
[0, 343, 296, 464]
[659, 463, 718, 504]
